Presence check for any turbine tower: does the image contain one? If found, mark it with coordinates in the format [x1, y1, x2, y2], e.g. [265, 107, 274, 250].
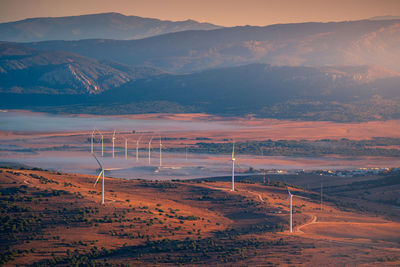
[136, 135, 143, 162]
[148, 136, 153, 165]
[91, 129, 95, 154]
[288, 189, 293, 233]
[112, 130, 116, 158]
[231, 141, 235, 191]
[93, 128, 104, 157]
[285, 188, 309, 233]
[124, 137, 128, 160]
[159, 136, 163, 167]
[101, 134, 104, 157]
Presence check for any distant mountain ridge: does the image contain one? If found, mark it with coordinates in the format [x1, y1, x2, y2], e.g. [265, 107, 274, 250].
[26, 19, 400, 73]
[1, 52, 400, 121]
[0, 12, 221, 42]
[369, 15, 400, 20]
[1, 16, 400, 122]
[0, 42, 165, 94]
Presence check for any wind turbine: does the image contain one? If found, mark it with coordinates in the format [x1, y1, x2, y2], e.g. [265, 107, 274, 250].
[91, 129, 95, 153]
[185, 144, 188, 161]
[285, 188, 309, 233]
[231, 141, 235, 191]
[92, 128, 104, 157]
[93, 155, 122, 205]
[124, 137, 128, 160]
[112, 130, 116, 158]
[136, 135, 143, 162]
[148, 136, 153, 165]
[93, 155, 106, 205]
[159, 135, 163, 167]
[101, 134, 104, 157]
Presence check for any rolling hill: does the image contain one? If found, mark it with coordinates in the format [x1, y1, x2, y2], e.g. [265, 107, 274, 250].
[0, 12, 220, 42]
[26, 19, 400, 73]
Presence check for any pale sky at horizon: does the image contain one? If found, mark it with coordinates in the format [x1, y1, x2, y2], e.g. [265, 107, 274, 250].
[0, 0, 399, 26]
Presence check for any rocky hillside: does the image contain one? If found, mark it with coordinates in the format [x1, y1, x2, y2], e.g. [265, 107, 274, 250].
[0, 42, 165, 94]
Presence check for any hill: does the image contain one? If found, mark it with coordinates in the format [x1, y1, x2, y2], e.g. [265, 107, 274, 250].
[1, 167, 399, 266]
[0, 12, 220, 42]
[0, 42, 165, 94]
[0, 56, 400, 121]
[1, 61, 399, 121]
[77, 64, 400, 121]
[26, 19, 400, 73]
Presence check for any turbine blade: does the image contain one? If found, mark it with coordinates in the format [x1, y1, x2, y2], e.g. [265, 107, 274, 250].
[232, 142, 235, 159]
[93, 155, 102, 168]
[294, 195, 311, 200]
[104, 167, 123, 171]
[94, 170, 103, 187]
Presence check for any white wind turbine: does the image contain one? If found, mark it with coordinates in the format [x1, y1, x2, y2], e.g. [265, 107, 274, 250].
[112, 130, 116, 158]
[93, 155, 107, 204]
[91, 129, 95, 154]
[159, 135, 163, 167]
[93, 155, 122, 205]
[136, 134, 143, 162]
[92, 128, 104, 157]
[285, 188, 309, 233]
[148, 135, 153, 165]
[101, 134, 104, 156]
[124, 137, 128, 160]
[231, 141, 235, 191]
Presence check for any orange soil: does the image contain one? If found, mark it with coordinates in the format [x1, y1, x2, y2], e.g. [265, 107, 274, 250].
[1, 167, 400, 265]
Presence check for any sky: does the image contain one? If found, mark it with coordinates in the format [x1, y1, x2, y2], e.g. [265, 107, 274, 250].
[0, 0, 399, 26]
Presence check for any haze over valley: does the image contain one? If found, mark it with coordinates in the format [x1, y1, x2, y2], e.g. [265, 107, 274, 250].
[1, 3, 400, 266]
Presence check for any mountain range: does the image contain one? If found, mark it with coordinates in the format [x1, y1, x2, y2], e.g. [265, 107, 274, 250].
[0, 13, 220, 42]
[0, 42, 165, 94]
[0, 13, 399, 122]
[26, 19, 400, 73]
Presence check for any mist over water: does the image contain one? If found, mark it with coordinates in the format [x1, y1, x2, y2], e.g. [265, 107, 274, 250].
[2, 149, 398, 181]
[1, 110, 399, 180]
[0, 111, 235, 132]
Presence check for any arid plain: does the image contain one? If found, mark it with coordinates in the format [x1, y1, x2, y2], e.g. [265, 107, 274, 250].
[1, 111, 400, 266]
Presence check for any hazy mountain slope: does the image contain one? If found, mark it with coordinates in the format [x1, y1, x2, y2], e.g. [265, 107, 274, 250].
[85, 63, 400, 121]
[0, 13, 220, 42]
[26, 19, 400, 72]
[0, 42, 165, 94]
[2, 63, 398, 121]
[369, 16, 400, 20]
[104, 63, 399, 105]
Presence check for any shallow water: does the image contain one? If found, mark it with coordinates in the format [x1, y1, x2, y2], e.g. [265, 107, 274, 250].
[1, 110, 398, 180]
[0, 110, 235, 132]
[1, 149, 398, 180]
